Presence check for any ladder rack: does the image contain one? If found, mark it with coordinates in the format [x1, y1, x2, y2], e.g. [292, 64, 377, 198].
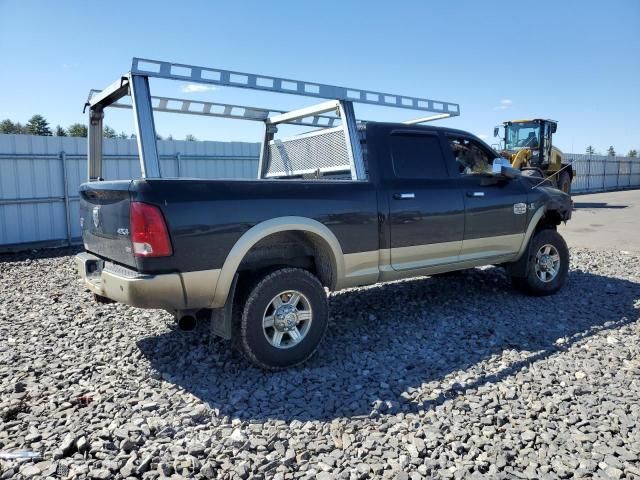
[129, 58, 460, 116]
[91, 91, 342, 128]
[86, 58, 460, 182]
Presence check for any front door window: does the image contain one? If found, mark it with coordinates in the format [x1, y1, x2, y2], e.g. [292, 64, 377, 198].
[448, 137, 493, 175]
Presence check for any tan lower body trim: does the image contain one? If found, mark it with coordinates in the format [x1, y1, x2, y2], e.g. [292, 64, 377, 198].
[459, 233, 524, 262]
[389, 240, 462, 271]
[339, 233, 524, 289]
[339, 250, 381, 289]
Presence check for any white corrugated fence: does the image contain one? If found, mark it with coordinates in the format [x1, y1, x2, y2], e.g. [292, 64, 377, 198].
[0, 134, 639, 251]
[0, 134, 259, 251]
[565, 153, 640, 193]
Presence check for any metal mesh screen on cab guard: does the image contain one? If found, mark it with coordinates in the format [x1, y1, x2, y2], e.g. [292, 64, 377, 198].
[265, 127, 351, 178]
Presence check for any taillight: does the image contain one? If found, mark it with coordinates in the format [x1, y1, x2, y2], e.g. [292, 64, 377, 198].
[129, 202, 172, 257]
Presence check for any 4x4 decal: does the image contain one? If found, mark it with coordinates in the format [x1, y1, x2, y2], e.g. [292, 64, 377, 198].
[513, 203, 527, 215]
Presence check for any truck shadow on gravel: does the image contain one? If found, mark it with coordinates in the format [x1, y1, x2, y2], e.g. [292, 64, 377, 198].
[137, 267, 639, 422]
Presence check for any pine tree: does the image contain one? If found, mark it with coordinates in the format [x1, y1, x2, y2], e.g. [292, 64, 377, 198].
[627, 149, 637, 158]
[185, 134, 197, 141]
[67, 123, 88, 137]
[25, 114, 52, 136]
[118, 131, 128, 139]
[103, 125, 117, 138]
[55, 125, 67, 136]
[0, 119, 17, 134]
[607, 146, 616, 157]
[585, 145, 595, 155]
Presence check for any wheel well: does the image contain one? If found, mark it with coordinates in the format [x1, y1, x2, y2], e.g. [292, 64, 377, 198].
[237, 231, 336, 289]
[535, 210, 562, 232]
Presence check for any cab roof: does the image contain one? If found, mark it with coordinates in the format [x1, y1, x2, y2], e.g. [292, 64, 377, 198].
[503, 119, 558, 125]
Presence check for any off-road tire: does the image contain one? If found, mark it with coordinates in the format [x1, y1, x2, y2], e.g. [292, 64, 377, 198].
[235, 268, 329, 370]
[557, 170, 572, 194]
[511, 229, 569, 296]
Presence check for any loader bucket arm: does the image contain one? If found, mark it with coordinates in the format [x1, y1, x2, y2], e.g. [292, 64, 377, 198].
[511, 149, 531, 169]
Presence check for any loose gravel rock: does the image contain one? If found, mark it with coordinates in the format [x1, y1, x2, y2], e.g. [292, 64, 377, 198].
[0, 247, 639, 479]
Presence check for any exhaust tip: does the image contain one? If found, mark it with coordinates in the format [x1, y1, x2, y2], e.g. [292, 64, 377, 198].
[177, 314, 197, 331]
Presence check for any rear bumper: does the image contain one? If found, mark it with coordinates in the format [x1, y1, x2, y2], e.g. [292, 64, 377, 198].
[75, 252, 220, 311]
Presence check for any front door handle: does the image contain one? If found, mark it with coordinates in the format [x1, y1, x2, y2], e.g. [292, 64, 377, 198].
[393, 193, 415, 200]
[466, 191, 485, 197]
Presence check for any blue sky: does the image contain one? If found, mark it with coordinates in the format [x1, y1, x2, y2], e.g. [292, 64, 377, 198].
[0, 0, 638, 154]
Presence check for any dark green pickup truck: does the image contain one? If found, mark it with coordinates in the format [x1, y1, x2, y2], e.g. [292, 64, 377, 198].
[76, 58, 572, 369]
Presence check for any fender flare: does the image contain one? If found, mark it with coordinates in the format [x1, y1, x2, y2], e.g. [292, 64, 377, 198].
[211, 216, 345, 307]
[514, 206, 546, 261]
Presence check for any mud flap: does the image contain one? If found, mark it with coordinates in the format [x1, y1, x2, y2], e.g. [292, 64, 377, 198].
[210, 274, 238, 340]
[505, 238, 532, 279]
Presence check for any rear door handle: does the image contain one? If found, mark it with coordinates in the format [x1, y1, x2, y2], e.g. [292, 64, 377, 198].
[466, 191, 485, 197]
[393, 193, 415, 200]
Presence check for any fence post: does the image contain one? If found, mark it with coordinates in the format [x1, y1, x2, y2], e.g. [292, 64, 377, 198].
[586, 154, 592, 192]
[60, 151, 72, 246]
[176, 152, 182, 177]
[602, 157, 606, 191]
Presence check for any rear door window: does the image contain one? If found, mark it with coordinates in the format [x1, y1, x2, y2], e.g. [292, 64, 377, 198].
[390, 133, 448, 179]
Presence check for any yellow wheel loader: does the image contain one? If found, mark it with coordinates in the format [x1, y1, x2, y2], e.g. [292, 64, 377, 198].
[493, 119, 573, 193]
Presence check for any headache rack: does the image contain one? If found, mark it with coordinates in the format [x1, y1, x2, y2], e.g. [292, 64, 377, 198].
[85, 58, 460, 181]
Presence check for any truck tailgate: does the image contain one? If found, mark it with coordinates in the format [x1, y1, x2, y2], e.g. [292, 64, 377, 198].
[79, 181, 136, 268]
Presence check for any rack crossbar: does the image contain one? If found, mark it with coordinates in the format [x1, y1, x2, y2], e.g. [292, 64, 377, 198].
[88, 77, 130, 109]
[91, 91, 342, 128]
[131, 58, 460, 116]
[403, 113, 453, 124]
[92, 90, 449, 129]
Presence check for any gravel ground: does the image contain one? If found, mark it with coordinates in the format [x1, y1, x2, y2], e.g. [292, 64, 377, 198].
[0, 247, 639, 480]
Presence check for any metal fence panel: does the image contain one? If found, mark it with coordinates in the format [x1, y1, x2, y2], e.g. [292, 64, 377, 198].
[631, 161, 640, 187]
[564, 153, 640, 193]
[0, 134, 259, 250]
[0, 133, 638, 251]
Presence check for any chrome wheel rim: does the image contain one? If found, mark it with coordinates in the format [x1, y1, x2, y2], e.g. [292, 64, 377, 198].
[263, 290, 312, 349]
[534, 244, 560, 283]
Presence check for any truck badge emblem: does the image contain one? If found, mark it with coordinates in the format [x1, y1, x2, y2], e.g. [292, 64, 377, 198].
[92, 206, 101, 228]
[513, 203, 527, 215]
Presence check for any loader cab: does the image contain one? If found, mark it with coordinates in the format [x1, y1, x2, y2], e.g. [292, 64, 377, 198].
[497, 119, 557, 167]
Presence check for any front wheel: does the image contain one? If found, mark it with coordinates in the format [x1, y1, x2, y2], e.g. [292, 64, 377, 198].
[236, 268, 329, 370]
[511, 229, 569, 296]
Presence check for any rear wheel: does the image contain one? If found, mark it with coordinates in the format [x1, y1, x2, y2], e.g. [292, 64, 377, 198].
[511, 229, 569, 296]
[236, 268, 328, 370]
[557, 170, 571, 193]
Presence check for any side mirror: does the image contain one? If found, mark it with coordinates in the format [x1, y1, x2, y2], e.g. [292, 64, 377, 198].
[492, 157, 510, 173]
[492, 158, 520, 178]
[551, 123, 557, 134]
[500, 165, 521, 179]
[493, 126, 500, 137]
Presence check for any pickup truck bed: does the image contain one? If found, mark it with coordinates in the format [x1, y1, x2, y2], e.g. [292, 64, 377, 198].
[78, 122, 571, 369]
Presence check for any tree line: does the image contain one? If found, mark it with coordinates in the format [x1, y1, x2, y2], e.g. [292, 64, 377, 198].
[585, 145, 637, 158]
[1, 115, 637, 156]
[0, 114, 198, 141]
